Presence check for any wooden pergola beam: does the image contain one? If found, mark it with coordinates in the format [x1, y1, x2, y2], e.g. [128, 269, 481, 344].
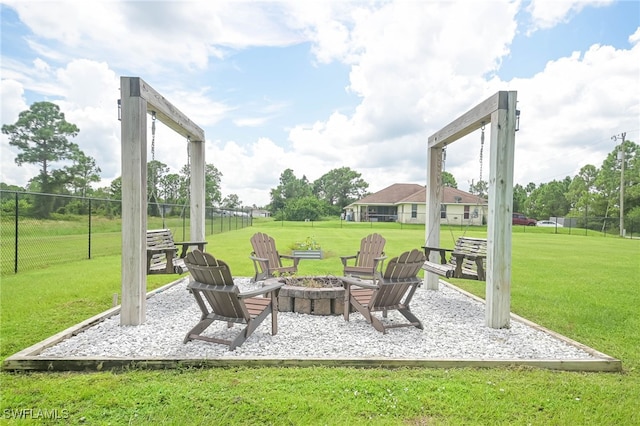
[120, 77, 206, 326]
[126, 77, 205, 142]
[428, 91, 506, 149]
[425, 90, 517, 329]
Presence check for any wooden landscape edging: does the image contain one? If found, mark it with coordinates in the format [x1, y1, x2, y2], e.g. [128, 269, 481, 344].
[2, 277, 189, 370]
[2, 279, 622, 373]
[1, 356, 622, 373]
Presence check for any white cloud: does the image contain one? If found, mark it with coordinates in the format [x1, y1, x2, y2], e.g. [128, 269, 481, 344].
[5, 0, 307, 77]
[1, 1, 638, 208]
[0, 80, 37, 187]
[526, 0, 614, 33]
[629, 27, 640, 45]
[500, 41, 640, 184]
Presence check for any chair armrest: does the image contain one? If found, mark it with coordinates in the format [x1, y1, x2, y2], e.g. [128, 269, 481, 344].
[147, 247, 177, 255]
[339, 276, 378, 290]
[249, 255, 269, 263]
[174, 241, 208, 258]
[279, 254, 301, 267]
[239, 282, 284, 299]
[174, 240, 208, 246]
[340, 255, 357, 266]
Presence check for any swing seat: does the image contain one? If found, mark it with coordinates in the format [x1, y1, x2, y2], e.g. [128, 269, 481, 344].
[422, 237, 487, 281]
[146, 229, 208, 274]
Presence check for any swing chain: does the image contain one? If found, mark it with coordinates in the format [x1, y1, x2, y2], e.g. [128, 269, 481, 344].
[479, 123, 485, 184]
[186, 136, 191, 170]
[151, 111, 157, 162]
[442, 146, 447, 172]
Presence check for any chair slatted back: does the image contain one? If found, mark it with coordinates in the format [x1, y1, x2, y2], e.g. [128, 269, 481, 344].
[184, 251, 247, 320]
[371, 249, 426, 309]
[147, 229, 178, 269]
[356, 233, 386, 268]
[450, 237, 487, 272]
[147, 229, 177, 250]
[250, 232, 282, 268]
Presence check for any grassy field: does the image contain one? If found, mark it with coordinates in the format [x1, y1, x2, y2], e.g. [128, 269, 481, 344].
[1, 220, 639, 425]
[0, 214, 250, 274]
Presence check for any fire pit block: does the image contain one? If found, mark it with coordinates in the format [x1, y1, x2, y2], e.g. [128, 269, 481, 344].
[267, 277, 345, 316]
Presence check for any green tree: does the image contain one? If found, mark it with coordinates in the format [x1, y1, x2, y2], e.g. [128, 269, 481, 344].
[204, 164, 223, 208]
[442, 171, 457, 188]
[179, 163, 222, 209]
[567, 164, 598, 217]
[66, 149, 101, 197]
[2, 101, 80, 217]
[222, 194, 242, 209]
[512, 184, 528, 213]
[109, 177, 122, 200]
[0, 183, 24, 191]
[283, 196, 329, 221]
[619, 141, 640, 223]
[468, 180, 488, 198]
[526, 178, 571, 220]
[312, 167, 369, 215]
[147, 160, 169, 216]
[162, 173, 182, 205]
[269, 169, 312, 213]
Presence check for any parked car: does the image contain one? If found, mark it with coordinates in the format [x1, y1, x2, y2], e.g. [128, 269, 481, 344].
[537, 220, 563, 227]
[512, 213, 537, 226]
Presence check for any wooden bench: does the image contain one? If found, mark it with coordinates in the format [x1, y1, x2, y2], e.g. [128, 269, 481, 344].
[422, 236, 487, 281]
[146, 229, 208, 275]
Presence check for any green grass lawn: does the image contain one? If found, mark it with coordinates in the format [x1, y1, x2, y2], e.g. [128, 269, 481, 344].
[1, 220, 639, 425]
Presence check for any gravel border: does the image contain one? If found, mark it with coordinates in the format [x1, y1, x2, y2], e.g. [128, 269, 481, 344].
[39, 277, 596, 360]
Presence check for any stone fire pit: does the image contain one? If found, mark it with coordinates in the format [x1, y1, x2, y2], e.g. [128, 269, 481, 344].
[266, 276, 345, 316]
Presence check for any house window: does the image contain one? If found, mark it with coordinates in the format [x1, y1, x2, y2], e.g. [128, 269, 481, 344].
[464, 205, 470, 219]
[440, 204, 446, 219]
[411, 204, 417, 219]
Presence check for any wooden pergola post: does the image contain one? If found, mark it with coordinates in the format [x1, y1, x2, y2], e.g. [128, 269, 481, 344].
[425, 91, 517, 328]
[119, 77, 205, 326]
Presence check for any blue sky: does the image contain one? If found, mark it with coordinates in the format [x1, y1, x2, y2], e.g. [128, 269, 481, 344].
[1, 0, 639, 207]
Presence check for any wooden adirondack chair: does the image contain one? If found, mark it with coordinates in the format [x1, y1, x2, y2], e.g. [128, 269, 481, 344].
[183, 250, 284, 350]
[249, 232, 301, 282]
[340, 233, 387, 279]
[340, 249, 426, 334]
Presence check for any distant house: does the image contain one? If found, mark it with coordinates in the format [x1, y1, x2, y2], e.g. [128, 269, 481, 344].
[251, 209, 271, 218]
[343, 183, 487, 225]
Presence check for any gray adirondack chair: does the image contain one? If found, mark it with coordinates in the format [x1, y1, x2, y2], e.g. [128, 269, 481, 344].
[340, 233, 387, 279]
[340, 249, 426, 334]
[183, 250, 283, 350]
[249, 232, 301, 281]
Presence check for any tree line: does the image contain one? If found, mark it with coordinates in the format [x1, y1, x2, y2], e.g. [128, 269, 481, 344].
[440, 139, 639, 231]
[2, 102, 638, 231]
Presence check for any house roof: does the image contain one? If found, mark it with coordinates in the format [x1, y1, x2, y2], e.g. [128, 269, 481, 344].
[354, 183, 425, 205]
[347, 183, 486, 207]
[441, 186, 487, 205]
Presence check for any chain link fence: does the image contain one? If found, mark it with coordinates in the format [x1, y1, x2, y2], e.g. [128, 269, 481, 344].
[271, 210, 637, 237]
[1, 190, 251, 274]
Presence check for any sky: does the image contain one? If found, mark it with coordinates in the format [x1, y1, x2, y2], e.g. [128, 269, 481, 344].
[1, 0, 639, 208]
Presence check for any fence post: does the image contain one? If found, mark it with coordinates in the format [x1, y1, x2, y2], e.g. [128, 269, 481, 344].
[88, 198, 92, 259]
[182, 214, 186, 241]
[14, 192, 18, 274]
